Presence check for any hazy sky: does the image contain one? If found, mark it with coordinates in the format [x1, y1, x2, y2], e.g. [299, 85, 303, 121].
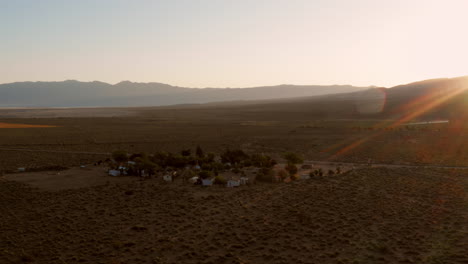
[2, 0, 468, 88]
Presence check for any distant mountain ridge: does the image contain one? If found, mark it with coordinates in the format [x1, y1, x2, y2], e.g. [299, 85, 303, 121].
[0, 81, 368, 107]
[208, 76, 468, 121]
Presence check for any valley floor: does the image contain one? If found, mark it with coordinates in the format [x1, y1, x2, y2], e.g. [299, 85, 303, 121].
[1, 167, 467, 264]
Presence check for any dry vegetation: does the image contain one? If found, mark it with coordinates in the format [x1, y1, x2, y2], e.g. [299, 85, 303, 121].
[1, 107, 468, 264]
[1, 167, 467, 264]
[0, 106, 466, 171]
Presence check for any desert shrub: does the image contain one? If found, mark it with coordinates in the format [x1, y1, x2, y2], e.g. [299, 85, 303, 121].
[317, 168, 324, 177]
[310, 168, 324, 178]
[26, 165, 69, 172]
[328, 169, 335, 176]
[214, 175, 227, 185]
[336, 166, 342, 174]
[290, 174, 298, 181]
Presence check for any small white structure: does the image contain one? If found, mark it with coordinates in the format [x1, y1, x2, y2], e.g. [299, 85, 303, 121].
[240, 177, 249, 185]
[108, 170, 121, 177]
[202, 178, 213, 186]
[194, 165, 201, 170]
[163, 175, 172, 182]
[189, 177, 198, 183]
[300, 174, 310, 180]
[227, 180, 241, 188]
[127, 161, 136, 165]
[18, 168, 26, 172]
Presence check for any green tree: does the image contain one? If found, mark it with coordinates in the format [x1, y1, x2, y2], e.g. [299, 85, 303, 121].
[196, 145, 204, 158]
[221, 149, 248, 165]
[141, 159, 157, 176]
[198, 170, 212, 179]
[283, 152, 303, 176]
[256, 167, 275, 183]
[205, 152, 215, 163]
[285, 163, 298, 175]
[277, 169, 289, 181]
[181, 149, 191, 157]
[112, 150, 128, 164]
[283, 152, 304, 165]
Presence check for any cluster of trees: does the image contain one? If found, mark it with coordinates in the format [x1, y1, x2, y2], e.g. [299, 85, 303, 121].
[113, 146, 343, 184]
[256, 152, 303, 182]
[111, 146, 280, 179]
[112, 147, 344, 184]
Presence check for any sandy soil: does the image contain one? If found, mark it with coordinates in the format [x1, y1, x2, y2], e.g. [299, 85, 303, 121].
[0, 123, 57, 128]
[0, 109, 465, 172]
[3, 166, 133, 191]
[0, 108, 137, 118]
[1, 167, 467, 264]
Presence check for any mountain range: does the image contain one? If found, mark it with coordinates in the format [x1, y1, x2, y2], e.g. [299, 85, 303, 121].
[0, 81, 368, 107]
[186, 76, 468, 121]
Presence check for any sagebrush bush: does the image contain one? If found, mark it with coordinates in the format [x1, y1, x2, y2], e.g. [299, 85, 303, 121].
[214, 175, 227, 185]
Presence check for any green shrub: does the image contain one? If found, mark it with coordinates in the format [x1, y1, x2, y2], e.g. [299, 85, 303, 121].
[256, 168, 275, 182]
[214, 175, 227, 185]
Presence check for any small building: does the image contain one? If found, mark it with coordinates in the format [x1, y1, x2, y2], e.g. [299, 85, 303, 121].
[202, 179, 213, 186]
[108, 170, 121, 177]
[240, 177, 249, 185]
[163, 175, 172, 182]
[189, 176, 199, 184]
[227, 180, 240, 188]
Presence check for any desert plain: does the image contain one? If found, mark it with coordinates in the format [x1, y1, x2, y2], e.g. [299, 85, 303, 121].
[1, 106, 467, 264]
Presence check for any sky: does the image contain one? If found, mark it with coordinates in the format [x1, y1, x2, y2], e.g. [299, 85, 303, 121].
[1, 0, 468, 88]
